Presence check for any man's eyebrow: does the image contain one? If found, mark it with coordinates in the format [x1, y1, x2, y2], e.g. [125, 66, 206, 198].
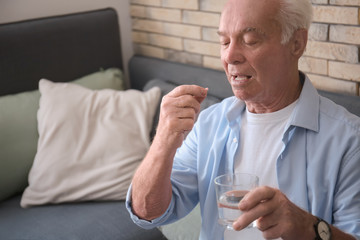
[217, 27, 265, 36]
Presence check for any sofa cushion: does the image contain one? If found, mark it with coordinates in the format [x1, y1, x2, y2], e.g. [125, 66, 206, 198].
[21, 80, 161, 207]
[0, 196, 167, 240]
[0, 68, 124, 202]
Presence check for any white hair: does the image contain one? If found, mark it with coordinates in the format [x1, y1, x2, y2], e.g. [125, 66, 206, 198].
[276, 0, 313, 44]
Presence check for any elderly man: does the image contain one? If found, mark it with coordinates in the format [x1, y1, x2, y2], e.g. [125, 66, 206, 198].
[126, 0, 360, 239]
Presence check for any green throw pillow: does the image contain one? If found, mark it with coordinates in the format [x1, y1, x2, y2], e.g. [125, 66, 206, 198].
[0, 68, 124, 201]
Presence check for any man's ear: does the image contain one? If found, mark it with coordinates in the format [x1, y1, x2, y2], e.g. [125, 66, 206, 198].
[291, 29, 308, 58]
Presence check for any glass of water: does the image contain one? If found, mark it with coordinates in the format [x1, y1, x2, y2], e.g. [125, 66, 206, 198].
[214, 173, 259, 230]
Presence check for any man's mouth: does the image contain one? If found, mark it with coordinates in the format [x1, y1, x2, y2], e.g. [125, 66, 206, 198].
[231, 75, 252, 85]
[233, 75, 251, 80]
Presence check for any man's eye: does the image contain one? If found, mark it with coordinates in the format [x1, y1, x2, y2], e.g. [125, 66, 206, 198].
[243, 38, 258, 45]
[244, 40, 258, 46]
[220, 41, 230, 47]
[243, 35, 260, 46]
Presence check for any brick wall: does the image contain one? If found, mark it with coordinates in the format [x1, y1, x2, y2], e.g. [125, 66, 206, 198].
[130, 0, 360, 95]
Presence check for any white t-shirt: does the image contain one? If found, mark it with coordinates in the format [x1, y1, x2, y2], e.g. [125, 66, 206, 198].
[225, 100, 297, 240]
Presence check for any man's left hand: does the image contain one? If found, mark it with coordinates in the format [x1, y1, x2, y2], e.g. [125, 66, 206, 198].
[233, 186, 317, 240]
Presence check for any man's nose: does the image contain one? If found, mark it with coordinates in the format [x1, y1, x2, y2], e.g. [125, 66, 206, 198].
[223, 42, 246, 65]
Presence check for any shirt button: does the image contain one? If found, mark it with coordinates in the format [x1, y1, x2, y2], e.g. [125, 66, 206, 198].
[233, 138, 237, 143]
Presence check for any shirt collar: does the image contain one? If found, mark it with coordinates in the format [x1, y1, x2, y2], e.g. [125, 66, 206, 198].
[225, 72, 320, 132]
[226, 98, 245, 126]
[289, 73, 320, 132]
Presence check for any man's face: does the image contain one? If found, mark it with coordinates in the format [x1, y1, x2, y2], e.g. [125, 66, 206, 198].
[218, 0, 296, 110]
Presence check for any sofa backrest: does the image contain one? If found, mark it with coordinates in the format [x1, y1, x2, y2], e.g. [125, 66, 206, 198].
[0, 8, 123, 96]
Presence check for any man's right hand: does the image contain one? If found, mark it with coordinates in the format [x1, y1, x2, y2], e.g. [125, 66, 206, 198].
[155, 85, 208, 149]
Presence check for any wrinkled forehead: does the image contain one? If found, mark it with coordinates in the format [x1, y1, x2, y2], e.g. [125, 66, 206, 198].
[219, 0, 280, 34]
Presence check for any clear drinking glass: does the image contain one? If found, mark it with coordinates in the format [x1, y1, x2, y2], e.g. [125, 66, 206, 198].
[214, 173, 259, 230]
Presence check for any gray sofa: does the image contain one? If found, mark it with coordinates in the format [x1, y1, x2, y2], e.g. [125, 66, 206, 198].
[1, 7, 360, 240]
[0, 8, 166, 240]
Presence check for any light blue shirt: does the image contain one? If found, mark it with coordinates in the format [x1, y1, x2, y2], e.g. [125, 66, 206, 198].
[126, 76, 360, 240]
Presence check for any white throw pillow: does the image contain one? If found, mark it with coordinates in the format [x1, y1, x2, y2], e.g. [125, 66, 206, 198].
[21, 79, 161, 208]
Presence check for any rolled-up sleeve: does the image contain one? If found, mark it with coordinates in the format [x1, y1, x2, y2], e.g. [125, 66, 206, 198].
[125, 184, 176, 229]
